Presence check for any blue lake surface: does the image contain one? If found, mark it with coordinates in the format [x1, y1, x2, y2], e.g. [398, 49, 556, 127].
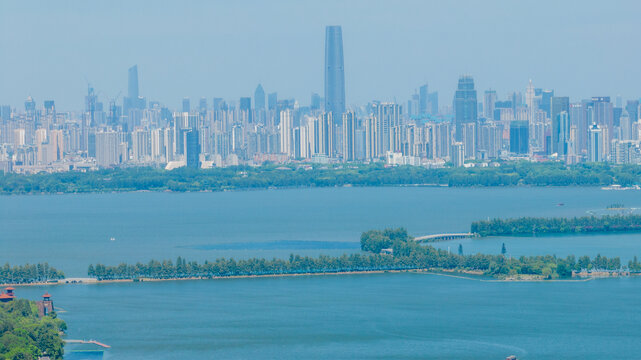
[2, 186, 641, 359]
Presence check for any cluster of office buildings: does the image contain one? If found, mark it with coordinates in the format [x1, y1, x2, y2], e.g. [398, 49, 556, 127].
[1, 26, 640, 174]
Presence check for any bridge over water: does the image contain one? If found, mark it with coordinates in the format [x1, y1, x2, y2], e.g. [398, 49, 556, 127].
[414, 233, 477, 243]
[65, 339, 111, 348]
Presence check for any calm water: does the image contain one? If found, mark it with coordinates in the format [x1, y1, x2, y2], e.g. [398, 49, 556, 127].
[3, 187, 641, 359]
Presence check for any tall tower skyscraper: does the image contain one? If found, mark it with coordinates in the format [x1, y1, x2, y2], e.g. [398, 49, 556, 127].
[419, 84, 428, 115]
[182, 98, 190, 113]
[484, 90, 497, 119]
[525, 79, 536, 117]
[254, 84, 266, 110]
[551, 96, 569, 154]
[128, 65, 139, 99]
[324, 25, 345, 123]
[85, 85, 97, 127]
[453, 75, 477, 141]
[124, 65, 145, 113]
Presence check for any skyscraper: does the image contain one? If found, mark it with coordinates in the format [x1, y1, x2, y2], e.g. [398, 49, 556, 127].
[182, 98, 190, 113]
[199, 98, 208, 115]
[592, 97, 613, 142]
[310, 93, 321, 110]
[279, 109, 293, 156]
[540, 90, 554, 117]
[240, 97, 252, 123]
[85, 85, 97, 127]
[419, 84, 428, 115]
[453, 75, 477, 141]
[551, 96, 569, 154]
[240, 97, 251, 112]
[510, 121, 529, 155]
[254, 84, 265, 110]
[342, 112, 356, 161]
[123, 65, 146, 114]
[626, 100, 639, 125]
[525, 80, 535, 113]
[128, 65, 139, 100]
[484, 90, 497, 119]
[268, 92, 278, 111]
[570, 102, 588, 155]
[324, 25, 345, 123]
[553, 111, 570, 156]
[428, 92, 438, 115]
[588, 124, 603, 162]
[185, 129, 200, 168]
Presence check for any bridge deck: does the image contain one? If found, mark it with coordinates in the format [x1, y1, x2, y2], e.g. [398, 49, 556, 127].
[414, 233, 476, 242]
[65, 339, 111, 348]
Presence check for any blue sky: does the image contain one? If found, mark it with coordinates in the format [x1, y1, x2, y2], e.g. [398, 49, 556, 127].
[1, 0, 640, 110]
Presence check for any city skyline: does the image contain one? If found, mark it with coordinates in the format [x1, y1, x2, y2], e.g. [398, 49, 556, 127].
[2, 0, 641, 110]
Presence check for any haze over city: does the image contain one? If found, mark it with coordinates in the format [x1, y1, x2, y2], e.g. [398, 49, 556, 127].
[2, 0, 641, 110]
[5, 2, 641, 360]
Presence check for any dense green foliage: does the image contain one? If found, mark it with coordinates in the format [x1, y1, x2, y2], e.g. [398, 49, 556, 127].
[89, 228, 626, 281]
[0, 299, 66, 360]
[0, 264, 64, 285]
[471, 214, 641, 236]
[628, 256, 641, 272]
[2, 161, 641, 194]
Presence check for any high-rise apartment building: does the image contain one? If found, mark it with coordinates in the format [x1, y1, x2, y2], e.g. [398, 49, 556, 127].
[95, 131, 120, 167]
[279, 110, 293, 156]
[588, 124, 603, 162]
[510, 121, 529, 155]
[342, 112, 356, 161]
[185, 129, 200, 168]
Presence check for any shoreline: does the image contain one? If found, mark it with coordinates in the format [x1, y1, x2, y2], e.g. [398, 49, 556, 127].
[0, 182, 613, 197]
[1, 267, 630, 287]
[0, 269, 483, 287]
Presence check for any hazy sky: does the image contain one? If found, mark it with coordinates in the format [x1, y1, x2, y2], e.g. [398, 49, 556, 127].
[1, 0, 640, 111]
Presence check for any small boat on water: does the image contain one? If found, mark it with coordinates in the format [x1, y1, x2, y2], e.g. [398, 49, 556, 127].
[557, 203, 564, 206]
[109, 237, 116, 241]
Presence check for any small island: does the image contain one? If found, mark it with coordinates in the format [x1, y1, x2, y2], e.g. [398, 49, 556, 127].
[471, 214, 641, 237]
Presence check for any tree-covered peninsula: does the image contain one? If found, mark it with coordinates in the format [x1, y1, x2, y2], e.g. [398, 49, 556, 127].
[0, 299, 67, 359]
[2, 161, 641, 195]
[0, 263, 65, 285]
[88, 228, 626, 281]
[471, 214, 641, 237]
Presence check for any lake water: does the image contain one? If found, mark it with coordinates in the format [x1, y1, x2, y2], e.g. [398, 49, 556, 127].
[3, 187, 641, 359]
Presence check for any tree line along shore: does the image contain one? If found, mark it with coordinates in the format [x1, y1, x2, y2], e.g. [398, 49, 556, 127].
[85, 228, 628, 281]
[5, 214, 641, 285]
[2, 161, 641, 194]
